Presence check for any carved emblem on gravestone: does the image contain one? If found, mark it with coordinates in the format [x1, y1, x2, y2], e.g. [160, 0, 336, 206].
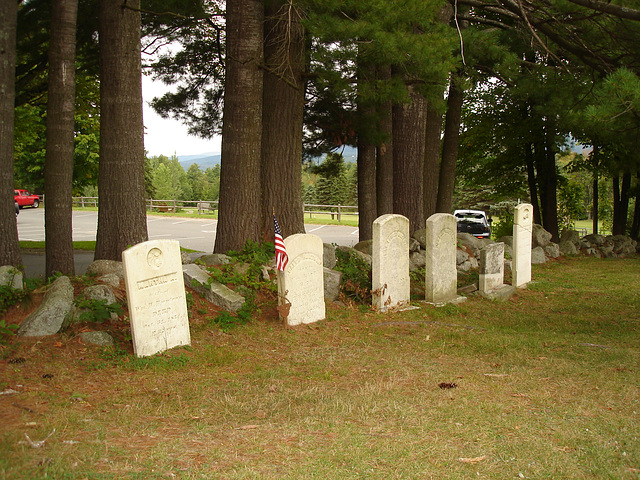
[147, 248, 164, 269]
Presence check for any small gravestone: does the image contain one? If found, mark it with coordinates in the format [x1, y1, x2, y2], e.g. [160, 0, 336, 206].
[122, 240, 190, 357]
[425, 213, 464, 305]
[479, 242, 515, 300]
[512, 203, 533, 287]
[372, 214, 412, 312]
[277, 234, 325, 326]
[479, 242, 504, 293]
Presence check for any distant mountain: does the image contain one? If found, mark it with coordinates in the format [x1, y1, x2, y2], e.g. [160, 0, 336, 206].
[178, 145, 357, 170]
[178, 152, 221, 170]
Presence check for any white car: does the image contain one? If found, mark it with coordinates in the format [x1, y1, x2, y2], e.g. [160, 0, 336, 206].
[454, 210, 492, 239]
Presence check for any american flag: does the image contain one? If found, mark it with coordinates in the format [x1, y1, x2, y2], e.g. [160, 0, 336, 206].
[274, 214, 288, 271]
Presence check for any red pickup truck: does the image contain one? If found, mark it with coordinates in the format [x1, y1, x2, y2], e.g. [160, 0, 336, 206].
[14, 189, 40, 208]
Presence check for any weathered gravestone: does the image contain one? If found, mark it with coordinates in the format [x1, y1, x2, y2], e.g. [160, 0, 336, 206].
[512, 203, 533, 288]
[372, 214, 411, 311]
[122, 240, 191, 357]
[425, 213, 465, 305]
[479, 242, 504, 293]
[277, 234, 325, 326]
[479, 242, 515, 300]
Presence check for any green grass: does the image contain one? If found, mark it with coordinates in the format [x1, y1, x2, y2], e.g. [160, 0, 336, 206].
[20, 240, 96, 251]
[1, 256, 638, 479]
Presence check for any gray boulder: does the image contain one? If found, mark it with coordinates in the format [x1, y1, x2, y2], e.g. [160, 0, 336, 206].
[353, 240, 373, 256]
[323, 268, 342, 302]
[323, 243, 337, 269]
[560, 229, 581, 245]
[497, 236, 513, 249]
[544, 242, 561, 259]
[79, 331, 114, 347]
[559, 241, 578, 256]
[86, 260, 123, 279]
[412, 229, 427, 249]
[197, 253, 232, 265]
[336, 246, 372, 266]
[409, 237, 421, 253]
[457, 233, 485, 258]
[409, 250, 425, 270]
[532, 224, 552, 248]
[582, 234, 606, 246]
[531, 246, 547, 264]
[0, 266, 23, 290]
[18, 276, 74, 337]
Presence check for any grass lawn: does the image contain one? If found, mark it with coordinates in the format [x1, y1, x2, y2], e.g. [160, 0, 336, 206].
[1, 256, 639, 479]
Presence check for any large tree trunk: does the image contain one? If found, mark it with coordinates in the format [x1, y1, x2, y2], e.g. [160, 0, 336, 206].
[423, 101, 442, 219]
[0, 0, 21, 268]
[376, 65, 393, 216]
[95, 0, 148, 260]
[539, 130, 559, 241]
[392, 86, 426, 234]
[215, 0, 263, 253]
[357, 136, 376, 241]
[356, 60, 377, 241]
[436, 78, 464, 214]
[630, 173, 639, 241]
[260, 0, 304, 240]
[524, 142, 542, 225]
[612, 171, 631, 236]
[592, 173, 599, 235]
[45, 0, 78, 277]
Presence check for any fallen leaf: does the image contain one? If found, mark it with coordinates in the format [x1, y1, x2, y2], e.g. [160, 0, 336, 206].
[438, 382, 458, 389]
[53, 342, 64, 348]
[458, 455, 487, 464]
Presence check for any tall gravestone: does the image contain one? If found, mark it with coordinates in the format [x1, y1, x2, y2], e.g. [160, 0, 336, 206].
[512, 203, 533, 287]
[425, 213, 463, 305]
[278, 234, 325, 326]
[372, 214, 410, 311]
[122, 239, 191, 357]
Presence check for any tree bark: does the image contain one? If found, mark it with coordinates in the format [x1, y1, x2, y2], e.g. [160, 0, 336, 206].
[357, 136, 377, 241]
[436, 78, 464, 214]
[0, 0, 21, 268]
[95, 0, 148, 261]
[392, 86, 426, 234]
[612, 171, 631, 236]
[630, 173, 639, 241]
[376, 65, 393, 216]
[214, 0, 263, 253]
[260, 0, 305, 240]
[540, 129, 559, 241]
[423, 101, 442, 219]
[524, 142, 542, 225]
[45, 0, 78, 277]
[592, 173, 599, 235]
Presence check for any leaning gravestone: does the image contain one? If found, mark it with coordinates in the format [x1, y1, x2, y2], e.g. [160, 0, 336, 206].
[372, 214, 411, 311]
[425, 213, 464, 305]
[512, 203, 533, 287]
[277, 234, 325, 326]
[122, 240, 191, 357]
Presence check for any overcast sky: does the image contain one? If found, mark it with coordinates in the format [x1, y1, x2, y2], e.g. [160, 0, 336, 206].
[142, 75, 221, 158]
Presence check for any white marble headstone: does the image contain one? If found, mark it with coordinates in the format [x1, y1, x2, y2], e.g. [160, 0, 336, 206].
[122, 240, 191, 357]
[372, 214, 410, 311]
[425, 213, 462, 305]
[278, 234, 325, 326]
[512, 203, 533, 287]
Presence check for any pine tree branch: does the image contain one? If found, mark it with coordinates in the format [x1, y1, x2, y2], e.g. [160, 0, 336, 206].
[564, 0, 640, 22]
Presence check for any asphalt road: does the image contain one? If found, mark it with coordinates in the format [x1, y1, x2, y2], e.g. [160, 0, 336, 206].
[17, 208, 360, 252]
